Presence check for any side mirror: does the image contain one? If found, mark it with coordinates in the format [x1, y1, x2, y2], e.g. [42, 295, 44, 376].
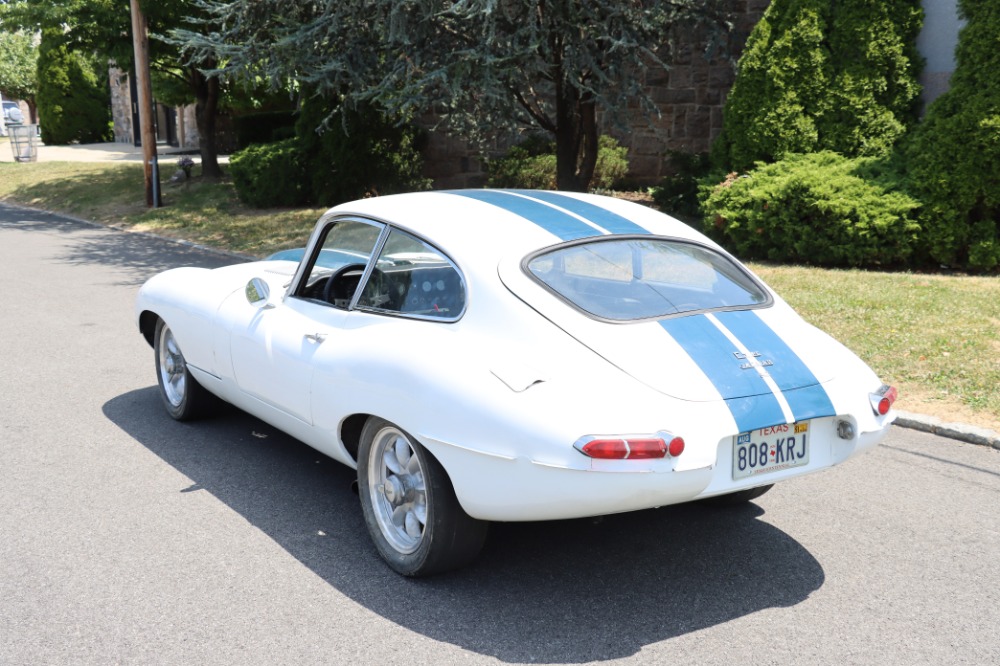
[245, 278, 273, 310]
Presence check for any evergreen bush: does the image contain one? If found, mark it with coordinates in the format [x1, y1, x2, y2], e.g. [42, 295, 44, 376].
[650, 151, 712, 218]
[229, 96, 429, 208]
[700, 151, 921, 268]
[487, 135, 629, 190]
[296, 96, 429, 205]
[229, 139, 308, 208]
[905, 0, 1000, 271]
[35, 29, 113, 145]
[713, 0, 922, 171]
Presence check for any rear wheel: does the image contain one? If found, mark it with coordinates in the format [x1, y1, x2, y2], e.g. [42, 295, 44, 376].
[700, 484, 774, 507]
[154, 318, 215, 421]
[357, 417, 488, 576]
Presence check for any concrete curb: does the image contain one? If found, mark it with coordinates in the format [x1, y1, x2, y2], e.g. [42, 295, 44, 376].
[894, 411, 1000, 450]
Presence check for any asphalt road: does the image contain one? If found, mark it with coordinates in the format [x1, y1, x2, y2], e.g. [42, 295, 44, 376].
[2, 202, 999, 665]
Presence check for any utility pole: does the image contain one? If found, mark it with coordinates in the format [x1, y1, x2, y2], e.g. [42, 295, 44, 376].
[129, 0, 161, 207]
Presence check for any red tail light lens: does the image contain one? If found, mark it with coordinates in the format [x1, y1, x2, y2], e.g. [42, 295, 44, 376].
[575, 434, 684, 460]
[869, 384, 898, 415]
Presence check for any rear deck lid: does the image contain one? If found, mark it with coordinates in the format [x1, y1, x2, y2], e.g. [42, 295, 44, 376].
[499, 235, 837, 432]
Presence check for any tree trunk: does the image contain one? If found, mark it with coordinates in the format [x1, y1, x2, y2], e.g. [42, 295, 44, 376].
[576, 97, 599, 190]
[553, 84, 598, 192]
[191, 65, 222, 179]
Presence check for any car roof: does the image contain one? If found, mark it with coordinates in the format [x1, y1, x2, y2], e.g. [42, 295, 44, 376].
[322, 190, 716, 267]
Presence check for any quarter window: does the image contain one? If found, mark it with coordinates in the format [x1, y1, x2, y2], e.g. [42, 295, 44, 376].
[356, 229, 465, 320]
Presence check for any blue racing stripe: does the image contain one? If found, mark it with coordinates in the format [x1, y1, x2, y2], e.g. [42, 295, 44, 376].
[659, 315, 786, 433]
[447, 190, 600, 241]
[725, 395, 793, 434]
[714, 310, 836, 422]
[509, 190, 651, 236]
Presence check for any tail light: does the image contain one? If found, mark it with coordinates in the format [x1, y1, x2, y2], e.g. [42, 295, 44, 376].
[869, 384, 898, 416]
[575, 434, 685, 460]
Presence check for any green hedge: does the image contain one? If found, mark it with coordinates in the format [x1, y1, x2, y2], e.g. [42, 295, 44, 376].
[296, 97, 428, 205]
[229, 139, 308, 208]
[701, 151, 921, 268]
[487, 135, 629, 190]
[904, 0, 1000, 271]
[713, 0, 922, 171]
[229, 96, 429, 208]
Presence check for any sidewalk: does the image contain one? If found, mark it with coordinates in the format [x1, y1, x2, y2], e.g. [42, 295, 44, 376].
[0, 138, 228, 164]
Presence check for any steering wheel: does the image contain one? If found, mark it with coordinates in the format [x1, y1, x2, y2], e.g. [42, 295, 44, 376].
[323, 263, 369, 307]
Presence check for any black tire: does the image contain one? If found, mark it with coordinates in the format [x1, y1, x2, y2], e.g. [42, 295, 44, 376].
[700, 483, 774, 507]
[153, 318, 216, 421]
[357, 417, 488, 576]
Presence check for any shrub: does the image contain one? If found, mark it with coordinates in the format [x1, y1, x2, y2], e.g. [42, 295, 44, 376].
[700, 151, 921, 268]
[713, 0, 922, 171]
[904, 0, 1000, 271]
[229, 139, 308, 208]
[650, 151, 712, 218]
[229, 96, 430, 208]
[296, 96, 429, 205]
[35, 29, 113, 145]
[488, 135, 629, 190]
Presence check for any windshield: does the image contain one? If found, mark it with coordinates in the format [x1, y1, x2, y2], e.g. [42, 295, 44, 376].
[525, 237, 770, 321]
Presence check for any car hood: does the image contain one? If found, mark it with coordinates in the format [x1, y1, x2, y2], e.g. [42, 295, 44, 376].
[499, 260, 839, 429]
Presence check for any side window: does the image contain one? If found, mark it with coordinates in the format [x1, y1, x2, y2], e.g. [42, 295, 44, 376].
[356, 229, 465, 320]
[296, 219, 384, 307]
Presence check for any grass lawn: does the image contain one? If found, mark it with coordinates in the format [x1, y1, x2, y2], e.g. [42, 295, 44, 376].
[2, 160, 998, 431]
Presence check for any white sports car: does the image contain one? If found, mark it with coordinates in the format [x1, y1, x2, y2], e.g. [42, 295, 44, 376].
[136, 190, 897, 575]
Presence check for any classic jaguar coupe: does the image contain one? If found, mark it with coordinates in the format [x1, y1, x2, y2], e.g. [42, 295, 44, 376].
[136, 190, 897, 575]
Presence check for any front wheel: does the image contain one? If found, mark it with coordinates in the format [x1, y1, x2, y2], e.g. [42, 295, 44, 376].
[154, 318, 215, 421]
[357, 417, 488, 576]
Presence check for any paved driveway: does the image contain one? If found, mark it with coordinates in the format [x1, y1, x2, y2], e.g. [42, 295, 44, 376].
[2, 203, 998, 665]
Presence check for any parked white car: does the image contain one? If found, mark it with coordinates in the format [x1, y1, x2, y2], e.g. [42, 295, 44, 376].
[135, 190, 897, 575]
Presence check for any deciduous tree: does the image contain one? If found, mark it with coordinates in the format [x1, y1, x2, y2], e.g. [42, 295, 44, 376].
[2, 0, 226, 176]
[0, 28, 38, 120]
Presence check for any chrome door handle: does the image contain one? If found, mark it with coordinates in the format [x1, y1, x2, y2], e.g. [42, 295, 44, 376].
[305, 333, 327, 343]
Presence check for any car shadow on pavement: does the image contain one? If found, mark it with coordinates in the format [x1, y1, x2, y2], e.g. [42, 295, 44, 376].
[104, 388, 825, 664]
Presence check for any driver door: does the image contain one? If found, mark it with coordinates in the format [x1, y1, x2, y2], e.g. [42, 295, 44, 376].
[226, 217, 385, 424]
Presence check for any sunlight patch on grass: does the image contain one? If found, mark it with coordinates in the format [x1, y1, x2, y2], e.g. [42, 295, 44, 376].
[0, 161, 324, 256]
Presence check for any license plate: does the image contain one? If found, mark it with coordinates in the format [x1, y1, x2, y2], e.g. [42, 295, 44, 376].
[732, 421, 810, 480]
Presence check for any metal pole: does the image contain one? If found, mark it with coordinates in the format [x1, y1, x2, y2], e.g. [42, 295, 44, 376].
[129, 0, 161, 208]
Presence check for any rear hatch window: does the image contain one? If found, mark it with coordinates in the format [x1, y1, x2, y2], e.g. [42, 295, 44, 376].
[525, 237, 770, 321]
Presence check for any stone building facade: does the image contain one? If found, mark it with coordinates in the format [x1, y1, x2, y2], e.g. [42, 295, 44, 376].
[109, 66, 200, 149]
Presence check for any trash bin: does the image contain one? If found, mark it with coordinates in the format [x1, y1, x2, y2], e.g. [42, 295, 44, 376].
[9, 124, 39, 163]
